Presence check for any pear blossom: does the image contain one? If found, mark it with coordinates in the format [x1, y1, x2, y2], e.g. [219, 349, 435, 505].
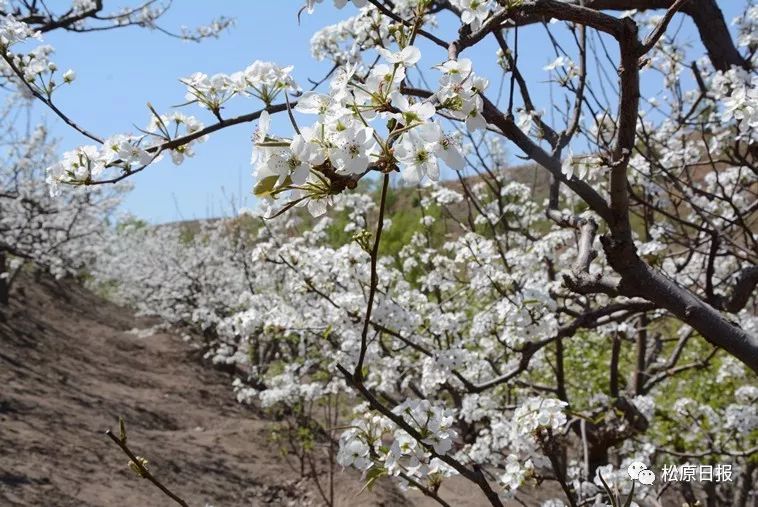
[329, 125, 376, 175]
[390, 92, 436, 126]
[0, 14, 39, 47]
[337, 438, 372, 470]
[511, 397, 568, 442]
[376, 45, 421, 67]
[395, 134, 439, 184]
[451, 0, 494, 31]
[294, 91, 333, 116]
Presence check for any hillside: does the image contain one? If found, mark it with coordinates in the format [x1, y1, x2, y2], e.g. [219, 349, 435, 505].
[0, 272, 416, 507]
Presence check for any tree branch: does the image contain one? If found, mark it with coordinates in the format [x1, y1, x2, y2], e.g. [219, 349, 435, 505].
[638, 0, 691, 56]
[105, 428, 189, 507]
[718, 266, 758, 314]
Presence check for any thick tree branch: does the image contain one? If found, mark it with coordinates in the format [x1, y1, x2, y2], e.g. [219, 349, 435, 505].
[580, 0, 748, 71]
[718, 266, 758, 314]
[607, 18, 639, 241]
[600, 236, 758, 373]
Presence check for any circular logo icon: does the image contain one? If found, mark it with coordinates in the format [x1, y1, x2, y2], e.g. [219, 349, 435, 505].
[638, 469, 656, 485]
[627, 461, 647, 480]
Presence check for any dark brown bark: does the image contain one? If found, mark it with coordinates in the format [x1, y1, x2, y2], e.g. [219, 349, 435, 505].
[571, 397, 649, 475]
[601, 236, 758, 373]
[488, 2, 758, 374]
[492, 0, 748, 71]
[719, 266, 758, 313]
[734, 461, 755, 507]
[562, 0, 749, 71]
[0, 249, 8, 306]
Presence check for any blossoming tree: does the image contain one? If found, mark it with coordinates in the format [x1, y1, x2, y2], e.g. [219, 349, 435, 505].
[0, 1, 233, 304]
[4, 0, 756, 505]
[0, 107, 130, 304]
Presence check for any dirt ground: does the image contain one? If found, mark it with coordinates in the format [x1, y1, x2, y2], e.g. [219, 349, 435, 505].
[0, 273, 564, 507]
[0, 273, 398, 506]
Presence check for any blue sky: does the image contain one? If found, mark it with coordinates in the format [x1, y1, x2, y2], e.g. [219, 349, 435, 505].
[28, 1, 746, 223]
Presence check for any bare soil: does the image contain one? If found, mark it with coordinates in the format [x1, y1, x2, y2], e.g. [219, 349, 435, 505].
[0, 273, 419, 506]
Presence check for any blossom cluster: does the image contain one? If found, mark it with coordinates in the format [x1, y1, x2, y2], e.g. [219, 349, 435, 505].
[46, 113, 205, 194]
[250, 45, 486, 217]
[309, 1, 430, 64]
[0, 11, 39, 47]
[337, 399, 458, 483]
[0, 13, 77, 98]
[88, 167, 756, 503]
[1, 118, 128, 285]
[182, 60, 298, 111]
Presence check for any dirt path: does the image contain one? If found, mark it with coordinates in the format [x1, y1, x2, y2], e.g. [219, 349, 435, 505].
[0, 274, 418, 506]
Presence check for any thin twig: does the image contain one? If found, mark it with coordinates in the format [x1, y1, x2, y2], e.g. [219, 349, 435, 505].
[639, 0, 691, 55]
[0, 52, 103, 143]
[354, 173, 390, 382]
[105, 429, 189, 507]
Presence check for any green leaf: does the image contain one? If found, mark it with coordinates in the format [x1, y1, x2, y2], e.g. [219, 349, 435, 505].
[360, 466, 387, 493]
[146, 102, 169, 138]
[623, 481, 636, 507]
[118, 416, 127, 444]
[253, 175, 280, 198]
[596, 471, 618, 507]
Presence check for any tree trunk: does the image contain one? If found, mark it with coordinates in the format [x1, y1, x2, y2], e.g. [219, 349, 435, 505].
[0, 249, 9, 306]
